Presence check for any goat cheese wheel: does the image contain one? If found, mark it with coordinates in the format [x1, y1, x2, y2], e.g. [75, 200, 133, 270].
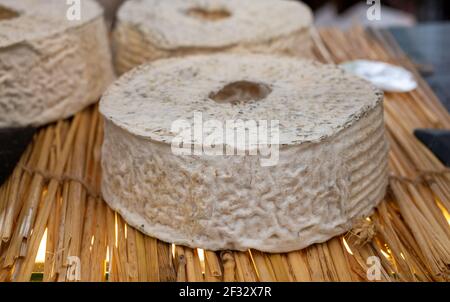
[113, 0, 314, 74]
[100, 54, 388, 252]
[0, 0, 115, 127]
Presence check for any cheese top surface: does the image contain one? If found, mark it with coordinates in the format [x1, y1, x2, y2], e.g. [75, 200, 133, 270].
[117, 0, 313, 49]
[100, 54, 383, 145]
[0, 0, 102, 47]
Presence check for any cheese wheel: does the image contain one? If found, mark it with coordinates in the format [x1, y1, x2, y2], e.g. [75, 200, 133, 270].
[113, 0, 314, 74]
[0, 0, 115, 127]
[100, 54, 388, 252]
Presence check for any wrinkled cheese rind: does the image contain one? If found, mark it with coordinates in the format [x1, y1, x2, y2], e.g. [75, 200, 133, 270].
[100, 54, 388, 252]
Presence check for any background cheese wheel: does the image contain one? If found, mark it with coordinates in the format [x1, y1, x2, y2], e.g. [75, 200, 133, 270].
[113, 0, 314, 74]
[0, 0, 115, 127]
[99, 54, 389, 252]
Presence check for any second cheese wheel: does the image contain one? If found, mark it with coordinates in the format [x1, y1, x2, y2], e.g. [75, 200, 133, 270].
[114, 0, 314, 74]
[0, 0, 115, 127]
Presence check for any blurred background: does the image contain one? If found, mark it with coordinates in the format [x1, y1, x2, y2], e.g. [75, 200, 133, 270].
[97, 0, 450, 29]
[309, 0, 450, 27]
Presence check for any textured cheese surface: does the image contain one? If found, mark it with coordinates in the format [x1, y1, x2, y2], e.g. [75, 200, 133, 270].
[0, 0, 115, 127]
[114, 0, 314, 74]
[100, 54, 389, 252]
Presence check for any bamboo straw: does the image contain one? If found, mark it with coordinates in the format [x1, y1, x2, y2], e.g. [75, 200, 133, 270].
[64, 111, 90, 269]
[249, 250, 276, 282]
[327, 237, 355, 281]
[317, 243, 340, 281]
[304, 245, 326, 281]
[202, 250, 220, 281]
[115, 215, 128, 281]
[144, 236, 159, 281]
[17, 114, 85, 281]
[233, 252, 258, 282]
[204, 250, 222, 279]
[106, 207, 118, 281]
[4, 128, 53, 268]
[90, 113, 107, 282]
[267, 254, 292, 282]
[79, 109, 101, 281]
[125, 227, 139, 282]
[134, 230, 148, 281]
[43, 186, 61, 282]
[204, 263, 221, 282]
[0, 180, 9, 244]
[157, 240, 176, 281]
[221, 251, 236, 282]
[175, 245, 186, 282]
[1, 145, 31, 243]
[55, 177, 70, 281]
[286, 251, 311, 282]
[13, 122, 77, 281]
[374, 206, 429, 281]
[184, 247, 203, 282]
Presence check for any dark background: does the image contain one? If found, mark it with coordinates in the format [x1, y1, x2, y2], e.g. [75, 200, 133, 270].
[304, 0, 450, 21]
[98, 1, 450, 27]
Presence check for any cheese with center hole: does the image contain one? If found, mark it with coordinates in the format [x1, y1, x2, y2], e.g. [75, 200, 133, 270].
[113, 0, 314, 74]
[100, 54, 389, 252]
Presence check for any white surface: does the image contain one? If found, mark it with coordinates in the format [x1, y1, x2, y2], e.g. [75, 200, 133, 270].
[340, 60, 417, 93]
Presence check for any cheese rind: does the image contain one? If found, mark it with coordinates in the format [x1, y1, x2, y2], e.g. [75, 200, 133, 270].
[0, 0, 115, 127]
[100, 54, 388, 252]
[113, 0, 314, 74]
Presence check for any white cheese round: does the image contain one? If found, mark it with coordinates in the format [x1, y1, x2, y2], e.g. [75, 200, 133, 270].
[113, 0, 314, 74]
[100, 54, 388, 252]
[0, 0, 115, 127]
